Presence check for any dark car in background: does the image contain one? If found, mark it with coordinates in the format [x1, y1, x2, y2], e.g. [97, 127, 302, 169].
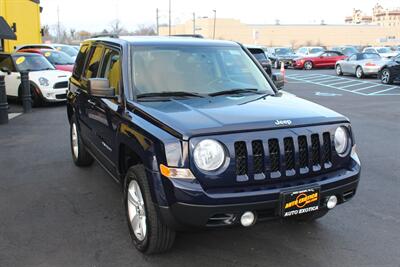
[266, 47, 297, 69]
[331, 46, 359, 57]
[67, 36, 360, 254]
[293, 51, 346, 70]
[378, 54, 400, 84]
[245, 45, 272, 75]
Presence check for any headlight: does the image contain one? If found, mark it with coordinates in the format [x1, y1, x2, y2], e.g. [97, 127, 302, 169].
[334, 126, 350, 156]
[38, 77, 49, 86]
[193, 139, 226, 171]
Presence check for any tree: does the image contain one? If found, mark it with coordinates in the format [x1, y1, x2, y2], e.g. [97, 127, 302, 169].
[109, 19, 125, 35]
[133, 24, 156, 36]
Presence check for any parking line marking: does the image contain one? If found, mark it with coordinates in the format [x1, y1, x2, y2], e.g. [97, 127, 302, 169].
[352, 84, 382, 92]
[369, 87, 399, 95]
[8, 113, 21, 120]
[286, 73, 400, 96]
[326, 80, 359, 86]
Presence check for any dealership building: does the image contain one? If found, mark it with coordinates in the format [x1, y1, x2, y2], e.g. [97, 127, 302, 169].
[159, 18, 400, 47]
[0, 0, 42, 52]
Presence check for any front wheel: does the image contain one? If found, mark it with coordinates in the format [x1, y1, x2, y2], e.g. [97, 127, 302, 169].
[380, 68, 393, 84]
[70, 117, 94, 167]
[335, 64, 343, 76]
[304, 61, 313, 70]
[125, 165, 176, 254]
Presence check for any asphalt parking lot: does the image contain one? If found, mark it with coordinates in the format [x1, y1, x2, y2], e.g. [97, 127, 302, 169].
[1, 69, 399, 267]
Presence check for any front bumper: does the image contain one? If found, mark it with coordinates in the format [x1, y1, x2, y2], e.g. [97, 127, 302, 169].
[157, 158, 360, 229]
[40, 87, 68, 102]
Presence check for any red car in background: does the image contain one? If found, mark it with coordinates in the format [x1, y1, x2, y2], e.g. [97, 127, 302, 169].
[293, 51, 346, 70]
[17, 48, 75, 72]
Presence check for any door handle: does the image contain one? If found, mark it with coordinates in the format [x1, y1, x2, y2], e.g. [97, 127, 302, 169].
[87, 99, 96, 106]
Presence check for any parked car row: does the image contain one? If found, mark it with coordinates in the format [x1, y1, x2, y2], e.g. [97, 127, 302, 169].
[0, 43, 79, 106]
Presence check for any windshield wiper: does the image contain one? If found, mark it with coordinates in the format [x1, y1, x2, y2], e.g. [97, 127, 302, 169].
[137, 91, 204, 99]
[208, 88, 261, 97]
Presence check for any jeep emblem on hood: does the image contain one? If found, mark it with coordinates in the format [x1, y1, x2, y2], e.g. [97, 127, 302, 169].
[275, 119, 292, 126]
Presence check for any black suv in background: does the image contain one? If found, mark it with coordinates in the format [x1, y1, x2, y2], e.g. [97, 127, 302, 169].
[67, 36, 360, 254]
[379, 54, 400, 84]
[245, 45, 272, 75]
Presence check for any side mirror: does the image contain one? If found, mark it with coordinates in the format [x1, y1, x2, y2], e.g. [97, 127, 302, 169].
[88, 78, 115, 98]
[272, 73, 284, 90]
[0, 67, 11, 75]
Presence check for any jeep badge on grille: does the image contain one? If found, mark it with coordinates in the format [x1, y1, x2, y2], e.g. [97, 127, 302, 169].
[275, 120, 292, 126]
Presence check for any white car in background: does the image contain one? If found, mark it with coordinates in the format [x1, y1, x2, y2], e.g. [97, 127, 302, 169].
[15, 43, 78, 60]
[362, 47, 398, 59]
[0, 53, 71, 106]
[296, 46, 325, 57]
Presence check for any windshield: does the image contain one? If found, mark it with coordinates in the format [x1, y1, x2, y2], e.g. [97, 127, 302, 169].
[131, 45, 274, 97]
[377, 47, 391, 53]
[43, 50, 75, 65]
[310, 48, 324, 54]
[55, 46, 78, 57]
[342, 47, 358, 56]
[275, 48, 294, 55]
[12, 54, 55, 72]
[362, 53, 381, 60]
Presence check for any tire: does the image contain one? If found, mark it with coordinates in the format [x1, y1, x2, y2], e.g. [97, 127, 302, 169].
[124, 165, 176, 254]
[355, 66, 364, 79]
[18, 84, 42, 107]
[70, 116, 94, 167]
[380, 68, 393, 84]
[291, 209, 329, 222]
[335, 64, 343, 76]
[304, 61, 313, 70]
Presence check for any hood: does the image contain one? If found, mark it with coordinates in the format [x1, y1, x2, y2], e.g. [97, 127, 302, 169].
[135, 92, 347, 139]
[55, 64, 74, 72]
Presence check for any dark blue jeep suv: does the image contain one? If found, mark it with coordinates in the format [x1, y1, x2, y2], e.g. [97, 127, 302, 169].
[67, 36, 361, 254]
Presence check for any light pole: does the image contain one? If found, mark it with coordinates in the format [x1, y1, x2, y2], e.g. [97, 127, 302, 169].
[193, 12, 196, 34]
[212, 9, 216, 39]
[169, 0, 171, 36]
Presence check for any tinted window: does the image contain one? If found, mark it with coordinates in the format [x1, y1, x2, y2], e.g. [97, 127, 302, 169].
[100, 48, 121, 95]
[248, 49, 267, 61]
[73, 44, 89, 78]
[349, 55, 357, 61]
[0, 55, 15, 71]
[84, 45, 103, 79]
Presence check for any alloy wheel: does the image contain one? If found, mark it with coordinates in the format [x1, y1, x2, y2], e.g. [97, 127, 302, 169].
[336, 65, 342, 75]
[71, 123, 79, 158]
[304, 62, 312, 70]
[381, 70, 390, 84]
[127, 180, 147, 241]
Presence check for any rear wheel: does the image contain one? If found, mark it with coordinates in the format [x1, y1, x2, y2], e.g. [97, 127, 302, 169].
[380, 68, 393, 84]
[304, 61, 313, 70]
[335, 64, 343, 76]
[124, 165, 175, 254]
[355, 66, 364, 79]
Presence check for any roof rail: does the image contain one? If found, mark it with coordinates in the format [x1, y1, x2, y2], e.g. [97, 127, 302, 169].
[91, 33, 119, 38]
[171, 34, 204, 39]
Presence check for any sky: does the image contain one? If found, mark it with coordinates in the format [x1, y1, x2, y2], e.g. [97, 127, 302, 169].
[40, 0, 398, 33]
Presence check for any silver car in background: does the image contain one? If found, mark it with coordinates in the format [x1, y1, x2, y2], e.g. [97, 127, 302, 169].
[335, 53, 389, 79]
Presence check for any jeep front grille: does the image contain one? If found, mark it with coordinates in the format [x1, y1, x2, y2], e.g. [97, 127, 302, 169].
[233, 132, 333, 180]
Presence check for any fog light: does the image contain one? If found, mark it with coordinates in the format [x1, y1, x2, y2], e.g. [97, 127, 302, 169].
[240, 211, 255, 227]
[327, 195, 338, 209]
